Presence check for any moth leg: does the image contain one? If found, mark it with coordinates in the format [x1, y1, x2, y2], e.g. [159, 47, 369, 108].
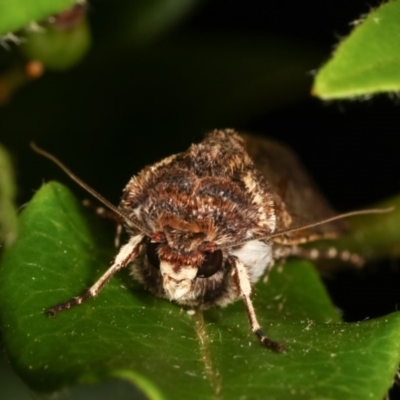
[47, 234, 144, 317]
[290, 246, 364, 267]
[273, 243, 364, 268]
[82, 199, 124, 247]
[230, 256, 285, 352]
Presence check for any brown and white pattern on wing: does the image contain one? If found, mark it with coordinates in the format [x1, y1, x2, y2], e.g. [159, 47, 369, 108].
[120, 130, 278, 248]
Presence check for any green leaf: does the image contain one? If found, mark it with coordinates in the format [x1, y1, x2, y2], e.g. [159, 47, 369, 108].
[1, 182, 400, 399]
[0, 143, 18, 245]
[1, 338, 146, 400]
[0, 0, 76, 36]
[21, 19, 91, 70]
[313, 0, 400, 99]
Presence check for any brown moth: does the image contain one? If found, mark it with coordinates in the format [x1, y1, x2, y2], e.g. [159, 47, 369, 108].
[31, 129, 390, 352]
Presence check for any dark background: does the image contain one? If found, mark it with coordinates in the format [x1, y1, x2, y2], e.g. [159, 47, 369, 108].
[1, 0, 400, 395]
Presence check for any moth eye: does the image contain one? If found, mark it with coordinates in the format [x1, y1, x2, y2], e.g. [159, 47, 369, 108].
[146, 239, 161, 269]
[196, 250, 223, 278]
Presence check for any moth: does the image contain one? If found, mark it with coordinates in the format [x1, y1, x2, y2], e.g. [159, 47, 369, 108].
[32, 130, 390, 352]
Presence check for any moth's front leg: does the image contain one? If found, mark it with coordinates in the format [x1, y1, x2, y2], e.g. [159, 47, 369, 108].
[47, 234, 144, 317]
[229, 255, 285, 352]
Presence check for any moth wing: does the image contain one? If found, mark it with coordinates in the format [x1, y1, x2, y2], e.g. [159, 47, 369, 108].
[242, 133, 345, 244]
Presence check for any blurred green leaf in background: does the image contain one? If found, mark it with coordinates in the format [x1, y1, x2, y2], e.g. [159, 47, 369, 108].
[0, 0, 76, 36]
[313, 0, 400, 99]
[0, 144, 17, 245]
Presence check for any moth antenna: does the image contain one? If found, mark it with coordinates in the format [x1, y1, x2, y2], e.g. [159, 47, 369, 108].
[269, 207, 395, 239]
[31, 142, 137, 228]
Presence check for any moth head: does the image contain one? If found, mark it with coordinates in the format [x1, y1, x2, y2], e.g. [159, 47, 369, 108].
[143, 233, 225, 301]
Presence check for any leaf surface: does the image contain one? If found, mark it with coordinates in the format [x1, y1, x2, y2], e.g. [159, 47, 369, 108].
[1, 182, 400, 399]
